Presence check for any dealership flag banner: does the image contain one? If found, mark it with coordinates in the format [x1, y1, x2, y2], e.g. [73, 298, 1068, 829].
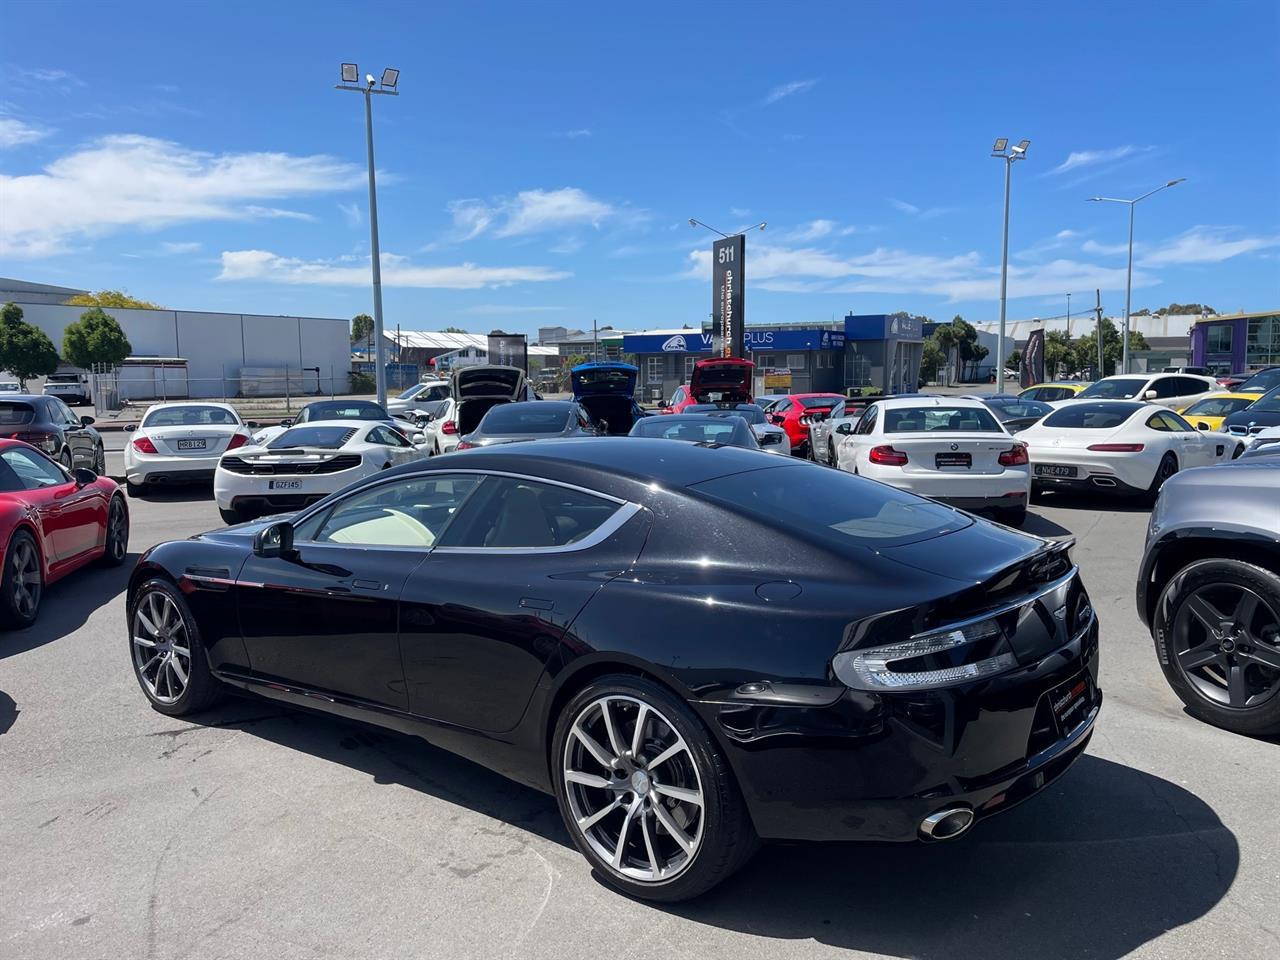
[487, 333, 528, 373]
[711, 235, 746, 358]
[1020, 328, 1045, 389]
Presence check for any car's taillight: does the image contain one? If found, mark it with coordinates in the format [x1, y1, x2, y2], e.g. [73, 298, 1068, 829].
[799, 415, 811, 425]
[869, 444, 909, 466]
[456, 440, 476, 450]
[132, 436, 158, 454]
[227, 433, 248, 450]
[14, 431, 59, 453]
[832, 617, 1016, 692]
[1087, 443, 1144, 452]
[441, 420, 457, 435]
[998, 444, 1029, 466]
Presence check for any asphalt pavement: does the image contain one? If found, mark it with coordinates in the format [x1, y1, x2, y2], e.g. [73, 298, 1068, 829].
[1, 483, 1277, 959]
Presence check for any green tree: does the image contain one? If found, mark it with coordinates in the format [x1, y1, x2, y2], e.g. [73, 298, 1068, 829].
[921, 338, 946, 382]
[1073, 318, 1149, 376]
[932, 324, 957, 384]
[1044, 330, 1074, 380]
[64, 289, 163, 309]
[442, 326, 469, 334]
[1007, 348, 1022, 370]
[0, 302, 60, 389]
[950, 316, 979, 380]
[62, 307, 133, 369]
[351, 313, 374, 345]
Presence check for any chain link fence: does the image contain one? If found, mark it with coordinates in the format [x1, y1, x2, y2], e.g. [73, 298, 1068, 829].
[90, 364, 354, 417]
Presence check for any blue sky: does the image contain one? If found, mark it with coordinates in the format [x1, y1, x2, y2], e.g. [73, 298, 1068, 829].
[2, 0, 1278, 335]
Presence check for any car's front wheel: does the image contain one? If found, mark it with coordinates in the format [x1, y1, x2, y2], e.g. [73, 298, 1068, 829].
[1154, 558, 1280, 736]
[551, 675, 758, 902]
[129, 578, 225, 716]
[99, 496, 129, 566]
[1, 529, 43, 629]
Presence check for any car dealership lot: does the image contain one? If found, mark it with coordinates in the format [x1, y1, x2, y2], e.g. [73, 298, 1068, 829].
[2, 489, 1277, 959]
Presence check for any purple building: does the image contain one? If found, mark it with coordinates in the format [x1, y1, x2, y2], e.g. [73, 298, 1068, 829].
[1190, 310, 1280, 373]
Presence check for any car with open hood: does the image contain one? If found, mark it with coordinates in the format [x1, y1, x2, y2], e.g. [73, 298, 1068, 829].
[428, 365, 528, 455]
[570, 362, 648, 436]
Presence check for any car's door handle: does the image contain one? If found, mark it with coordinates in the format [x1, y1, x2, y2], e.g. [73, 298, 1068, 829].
[519, 597, 554, 611]
[352, 579, 383, 591]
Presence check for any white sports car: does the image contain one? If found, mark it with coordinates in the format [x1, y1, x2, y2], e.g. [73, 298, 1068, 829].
[123, 402, 256, 496]
[214, 420, 425, 524]
[1018, 400, 1241, 500]
[251, 399, 430, 451]
[835, 397, 1031, 525]
[386, 379, 450, 417]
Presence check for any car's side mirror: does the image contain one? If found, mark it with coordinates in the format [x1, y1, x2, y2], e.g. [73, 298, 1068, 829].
[72, 467, 97, 486]
[279, 418, 293, 428]
[1198, 422, 1209, 431]
[246, 420, 260, 429]
[598, 419, 609, 435]
[836, 423, 853, 435]
[253, 520, 295, 558]
[80, 415, 95, 426]
[125, 423, 137, 432]
[1144, 390, 1158, 400]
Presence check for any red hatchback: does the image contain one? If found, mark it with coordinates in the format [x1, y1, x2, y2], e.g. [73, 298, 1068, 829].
[766, 393, 846, 455]
[0, 439, 129, 628]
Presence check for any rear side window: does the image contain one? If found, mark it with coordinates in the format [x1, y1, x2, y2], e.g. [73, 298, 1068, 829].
[692, 466, 971, 548]
[439, 477, 623, 549]
[0, 403, 36, 425]
[308, 474, 481, 547]
[1043, 403, 1143, 430]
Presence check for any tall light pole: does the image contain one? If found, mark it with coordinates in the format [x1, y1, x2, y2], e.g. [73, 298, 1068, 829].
[337, 63, 400, 406]
[1088, 178, 1185, 375]
[991, 138, 1030, 394]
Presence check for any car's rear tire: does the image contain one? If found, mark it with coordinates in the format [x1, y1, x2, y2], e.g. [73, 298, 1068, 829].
[125, 479, 145, 498]
[1147, 452, 1178, 504]
[551, 674, 759, 902]
[219, 506, 250, 526]
[1, 529, 43, 629]
[1153, 558, 1280, 737]
[128, 578, 226, 716]
[99, 496, 129, 566]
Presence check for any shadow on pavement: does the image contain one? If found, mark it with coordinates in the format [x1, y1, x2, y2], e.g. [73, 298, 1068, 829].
[0, 553, 139, 660]
[1019, 511, 1075, 538]
[671, 754, 1236, 960]
[129, 486, 215, 504]
[1033, 489, 1153, 515]
[0, 690, 16, 735]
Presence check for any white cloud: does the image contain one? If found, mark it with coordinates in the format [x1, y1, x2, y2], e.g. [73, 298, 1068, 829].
[337, 202, 362, 227]
[217, 249, 570, 289]
[1047, 145, 1151, 176]
[0, 134, 361, 258]
[889, 198, 952, 221]
[1139, 226, 1280, 266]
[442, 187, 617, 243]
[1055, 229, 1079, 239]
[762, 79, 817, 105]
[888, 198, 919, 215]
[0, 118, 50, 148]
[561, 128, 592, 139]
[159, 240, 201, 254]
[785, 219, 836, 242]
[1081, 239, 1130, 256]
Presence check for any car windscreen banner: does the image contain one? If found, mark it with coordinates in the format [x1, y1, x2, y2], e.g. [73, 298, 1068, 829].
[1020, 328, 1045, 388]
[487, 333, 528, 373]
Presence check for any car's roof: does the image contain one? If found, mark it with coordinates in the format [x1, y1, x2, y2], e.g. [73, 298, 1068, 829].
[143, 400, 237, 411]
[488, 399, 575, 412]
[872, 396, 990, 410]
[397, 436, 800, 489]
[0, 395, 44, 403]
[279, 419, 372, 432]
[1044, 399, 1147, 417]
[785, 392, 844, 399]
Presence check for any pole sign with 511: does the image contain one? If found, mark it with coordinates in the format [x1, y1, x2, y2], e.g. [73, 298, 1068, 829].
[712, 235, 746, 358]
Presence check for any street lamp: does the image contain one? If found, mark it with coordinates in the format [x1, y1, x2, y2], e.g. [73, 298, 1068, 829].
[689, 218, 766, 238]
[336, 62, 400, 407]
[991, 137, 1030, 394]
[1088, 178, 1186, 375]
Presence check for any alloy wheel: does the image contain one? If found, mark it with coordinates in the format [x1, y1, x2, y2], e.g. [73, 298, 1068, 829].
[563, 695, 705, 883]
[10, 538, 41, 619]
[131, 590, 193, 704]
[94, 445, 107, 475]
[1173, 583, 1280, 710]
[107, 499, 128, 561]
[60, 449, 73, 471]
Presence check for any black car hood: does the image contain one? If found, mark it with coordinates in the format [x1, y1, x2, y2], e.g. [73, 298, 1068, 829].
[195, 514, 294, 545]
[1222, 409, 1280, 431]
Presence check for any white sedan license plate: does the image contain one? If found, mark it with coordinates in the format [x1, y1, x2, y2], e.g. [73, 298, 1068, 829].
[176, 439, 207, 450]
[268, 479, 302, 490]
[1035, 464, 1078, 478]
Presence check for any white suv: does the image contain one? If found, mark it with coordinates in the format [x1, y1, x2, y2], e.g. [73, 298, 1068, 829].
[1052, 373, 1217, 410]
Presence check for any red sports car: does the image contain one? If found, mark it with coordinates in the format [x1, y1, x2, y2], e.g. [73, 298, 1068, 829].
[0, 439, 129, 628]
[766, 393, 846, 455]
[662, 357, 756, 413]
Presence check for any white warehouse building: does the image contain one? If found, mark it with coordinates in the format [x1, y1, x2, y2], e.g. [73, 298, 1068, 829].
[1, 278, 352, 401]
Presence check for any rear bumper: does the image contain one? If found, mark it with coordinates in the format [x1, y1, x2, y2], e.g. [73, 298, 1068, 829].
[1032, 474, 1147, 497]
[702, 619, 1101, 842]
[937, 492, 1028, 513]
[127, 457, 220, 484]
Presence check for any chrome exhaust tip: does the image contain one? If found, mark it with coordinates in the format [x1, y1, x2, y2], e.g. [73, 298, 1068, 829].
[919, 806, 975, 841]
[1091, 476, 1117, 487]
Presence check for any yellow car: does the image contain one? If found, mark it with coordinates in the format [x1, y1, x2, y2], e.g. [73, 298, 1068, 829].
[1176, 392, 1258, 431]
[1017, 382, 1088, 403]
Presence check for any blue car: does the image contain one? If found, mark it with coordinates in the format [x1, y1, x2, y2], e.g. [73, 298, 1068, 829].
[570, 362, 650, 436]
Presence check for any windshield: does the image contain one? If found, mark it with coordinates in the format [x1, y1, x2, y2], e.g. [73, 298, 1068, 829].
[684, 403, 766, 425]
[46, 374, 81, 384]
[297, 402, 387, 423]
[693, 466, 970, 548]
[396, 384, 426, 399]
[1183, 396, 1255, 418]
[1239, 369, 1280, 394]
[267, 426, 357, 449]
[884, 406, 1003, 433]
[1249, 388, 1280, 413]
[988, 399, 1051, 419]
[1077, 378, 1148, 399]
[142, 405, 240, 427]
[478, 403, 572, 434]
[1042, 402, 1143, 429]
[0, 402, 36, 425]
